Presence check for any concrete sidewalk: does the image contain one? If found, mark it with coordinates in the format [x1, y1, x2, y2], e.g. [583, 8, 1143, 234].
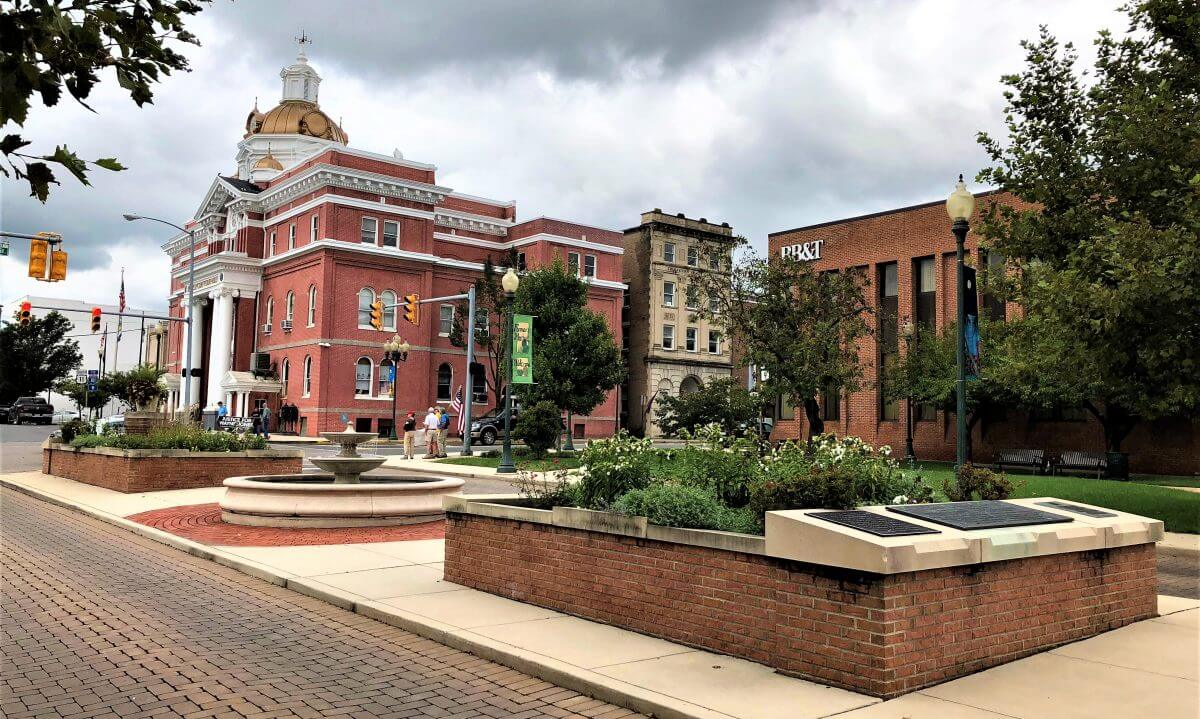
[3, 470, 1197, 719]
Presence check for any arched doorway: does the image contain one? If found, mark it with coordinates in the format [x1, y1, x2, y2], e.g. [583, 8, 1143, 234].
[679, 375, 702, 396]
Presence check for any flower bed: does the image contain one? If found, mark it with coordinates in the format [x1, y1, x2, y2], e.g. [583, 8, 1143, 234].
[43, 440, 303, 493]
[444, 494, 1160, 698]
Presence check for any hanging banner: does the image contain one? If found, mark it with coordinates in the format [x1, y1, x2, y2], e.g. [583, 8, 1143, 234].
[512, 314, 534, 384]
[963, 265, 980, 380]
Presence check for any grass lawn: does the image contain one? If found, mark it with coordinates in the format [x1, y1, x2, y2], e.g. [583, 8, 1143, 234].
[1132, 475, 1200, 488]
[436, 455, 580, 471]
[907, 461, 1200, 534]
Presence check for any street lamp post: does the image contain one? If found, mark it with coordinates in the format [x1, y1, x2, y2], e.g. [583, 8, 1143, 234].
[946, 175, 976, 470]
[497, 267, 520, 474]
[382, 335, 410, 440]
[124, 214, 196, 416]
[902, 319, 916, 466]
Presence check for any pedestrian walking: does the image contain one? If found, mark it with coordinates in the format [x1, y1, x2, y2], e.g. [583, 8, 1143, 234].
[251, 407, 262, 437]
[402, 412, 417, 459]
[260, 404, 272, 440]
[422, 407, 439, 458]
[437, 408, 450, 458]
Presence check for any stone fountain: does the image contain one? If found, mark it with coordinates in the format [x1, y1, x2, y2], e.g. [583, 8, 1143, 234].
[220, 424, 465, 528]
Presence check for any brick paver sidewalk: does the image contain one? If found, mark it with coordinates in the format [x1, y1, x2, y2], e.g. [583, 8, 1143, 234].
[0, 488, 640, 719]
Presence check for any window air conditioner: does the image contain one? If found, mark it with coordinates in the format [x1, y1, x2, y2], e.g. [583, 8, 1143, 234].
[280, 320, 293, 331]
[261, 323, 272, 334]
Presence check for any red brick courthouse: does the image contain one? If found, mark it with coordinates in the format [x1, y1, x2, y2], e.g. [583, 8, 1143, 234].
[767, 192, 1199, 476]
[160, 44, 624, 437]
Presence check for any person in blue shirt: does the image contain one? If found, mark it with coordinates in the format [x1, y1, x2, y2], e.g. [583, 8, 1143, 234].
[437, 408, 450, 458]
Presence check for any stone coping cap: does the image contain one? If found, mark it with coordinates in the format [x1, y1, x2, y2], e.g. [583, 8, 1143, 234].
[45, 442, 304, 459]
[225, 475, 466, 492]
[765, 499, 1162, 574]
[444, 494, 767, 556]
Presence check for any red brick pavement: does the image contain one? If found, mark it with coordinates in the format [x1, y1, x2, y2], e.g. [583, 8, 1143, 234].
[0, 488, 641, 719]
[127, 503, 446, 546]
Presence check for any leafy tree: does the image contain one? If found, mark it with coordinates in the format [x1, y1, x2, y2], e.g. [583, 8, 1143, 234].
[105, 363, 166, 410]
[512, 258, 624, 441]
[513, 400, 561, 459]
[54, 377, 114, 414]
[450, 253, 519, 407]
[881, 322, 1019, 461]
[1, 0, 210, 200]
[693, 246, 871, 438]
[654, 377, 761, 437]
[975, 0, 1200, 454]
[0, 310, 81, 403]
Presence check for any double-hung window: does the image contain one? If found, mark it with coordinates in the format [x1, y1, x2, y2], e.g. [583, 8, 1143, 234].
[567, 252, 580, 276]
[661, 324, 675, 350]
[310, 215, 319, 243]
[361, 217, 377, 244]
[687, 246, 698, 267]
[663, 243, 676, 263]
[583, 254, 596, 278]
[382, 220, 399, 247]
[708, 331, 722, 354]
[288, 224, 296, 250]
[439, 305, 454, 336]
[663, 281, 676, 307]
[685, 327, 698, 352]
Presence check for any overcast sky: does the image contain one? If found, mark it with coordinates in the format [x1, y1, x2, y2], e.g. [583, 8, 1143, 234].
[2, 0, 1126, 312]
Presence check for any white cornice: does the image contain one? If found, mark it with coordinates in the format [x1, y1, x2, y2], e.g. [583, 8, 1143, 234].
[446, 190, 516, 209]
[299, 142, 438, 172]
[433, 208, 511, 236]
[267, 194, 435, 227]
[433, 231, 623, 256]
[259, 163, 451, 212]
[521, 216, 623, 235]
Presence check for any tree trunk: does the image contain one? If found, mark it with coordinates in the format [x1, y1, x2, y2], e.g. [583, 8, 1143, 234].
[1082, 400, 1138, 452]
[965, 410, 983, 465]
[563, 410, 575, 451]
[803, 398, 824, 439]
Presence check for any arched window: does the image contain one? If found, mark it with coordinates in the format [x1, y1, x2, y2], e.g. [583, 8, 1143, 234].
[680, 376, 701, 395]
[302, 355, 312, 397]
[265, 296, 274, 327]
[307, 285, 317, 326]
[281, 358, 290, 397]
[355, 357, 373, 396]
[380, 290, 397, 330]
[285, 291, 295, 322]
[357, 288, 375, 327]
[436, 363, 452, 401]
[379, 358, 394, 397]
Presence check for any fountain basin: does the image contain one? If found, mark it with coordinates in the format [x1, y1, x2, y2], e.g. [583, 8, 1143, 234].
[220, 473, 466, 528]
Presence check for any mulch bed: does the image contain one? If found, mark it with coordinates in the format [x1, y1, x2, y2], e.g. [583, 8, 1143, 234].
[127, 503, 446, 547]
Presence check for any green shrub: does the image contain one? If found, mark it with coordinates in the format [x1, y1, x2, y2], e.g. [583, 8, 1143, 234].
[613, 483, 725, 530]
[716, 506, 764, 535]
[944, 463, 1017, 501]
[513, 468, 580, 510]
[513, 401, 562, 459]
[748, 465, 859, 515]
[106, 364, 166, 410]
[70, 422, 267, 452]
[669, 445, 757, 508]
[577, 431, 656, 508]
[59, 418, 92, 443]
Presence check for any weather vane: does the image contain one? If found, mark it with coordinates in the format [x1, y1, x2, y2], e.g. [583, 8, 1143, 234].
[296, 30, 311, 55]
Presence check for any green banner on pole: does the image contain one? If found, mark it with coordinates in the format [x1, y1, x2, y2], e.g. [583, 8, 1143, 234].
[512, 313, 534, 384]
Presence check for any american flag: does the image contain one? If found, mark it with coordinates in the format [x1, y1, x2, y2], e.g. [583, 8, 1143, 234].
[115, 269, 125, 351]
[450, 385, 465, 436]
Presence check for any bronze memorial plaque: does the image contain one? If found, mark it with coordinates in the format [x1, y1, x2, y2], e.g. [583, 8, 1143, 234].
[810, 510, 942, 537]
[887, 501, 1074, 530]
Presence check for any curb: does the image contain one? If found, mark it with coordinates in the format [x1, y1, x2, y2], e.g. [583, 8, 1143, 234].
[0, 477, 731, 719]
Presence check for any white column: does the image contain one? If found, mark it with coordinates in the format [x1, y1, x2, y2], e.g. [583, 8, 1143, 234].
[205, 291, 235, 409]
[178, 299, 205, 411]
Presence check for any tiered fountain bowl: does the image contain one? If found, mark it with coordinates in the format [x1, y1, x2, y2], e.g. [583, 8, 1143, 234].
[220, 424, 464, 528]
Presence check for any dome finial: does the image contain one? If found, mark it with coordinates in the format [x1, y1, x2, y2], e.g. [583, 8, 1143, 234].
[295, 30, 311, 60]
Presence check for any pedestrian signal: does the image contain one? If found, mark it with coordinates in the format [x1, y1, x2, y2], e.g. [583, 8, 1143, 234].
[403, 293, 420, 325]
[91, 307, 102, 333]
[28, 239, 49, 279]
[369, 299, 384, 330]
[18, 301, 32, 326]
[49, 250, 68, 281]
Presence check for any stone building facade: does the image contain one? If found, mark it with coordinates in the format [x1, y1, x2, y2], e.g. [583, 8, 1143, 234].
[622, 211, 736, 436]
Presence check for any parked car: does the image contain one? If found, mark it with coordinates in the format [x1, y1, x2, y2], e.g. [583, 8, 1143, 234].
[470, 407, 520, 446]
[6, 397, 54, 425]
[95, 414, 125, 434]
[52, 408, 81, 424]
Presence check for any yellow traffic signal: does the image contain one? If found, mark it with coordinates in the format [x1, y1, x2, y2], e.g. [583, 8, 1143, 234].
[369, 299, 384, 330]
[19, 301, 32, 327]
[91, 307, 102, 333]
[403, 293, 420, 325]
[49, 250, 68, 281]
[28, 239, 49, 279]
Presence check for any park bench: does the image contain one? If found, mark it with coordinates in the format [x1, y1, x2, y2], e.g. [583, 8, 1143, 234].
[994, 448, 1046, 475]
[1051, 451, 1108, 479]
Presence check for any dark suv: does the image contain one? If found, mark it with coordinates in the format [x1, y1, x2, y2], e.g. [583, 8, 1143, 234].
[469, 407, 519, 446]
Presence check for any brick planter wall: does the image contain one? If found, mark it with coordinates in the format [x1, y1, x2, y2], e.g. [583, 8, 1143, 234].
[42, 444, 303, 493]
[444, 511, 1158, 698]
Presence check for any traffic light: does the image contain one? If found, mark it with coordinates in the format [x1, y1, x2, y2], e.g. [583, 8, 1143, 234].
[27, 239, 49, 279]
[18, 302, 32, 327]
[91, 307, 102, 333]
[403, 293, 420, 325]
[49, 249, 68, 281]
[369, 299, 384, 330]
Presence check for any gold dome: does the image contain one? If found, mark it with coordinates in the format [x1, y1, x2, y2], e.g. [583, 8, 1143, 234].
[251, 99, 348, 144]
[253, 149, 284, 171]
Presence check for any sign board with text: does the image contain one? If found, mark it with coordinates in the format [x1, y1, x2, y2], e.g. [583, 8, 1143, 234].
[512, 314, 534, 384]
[780, 239, 824, 262]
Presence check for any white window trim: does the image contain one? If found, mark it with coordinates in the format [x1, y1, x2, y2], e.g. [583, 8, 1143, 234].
[307, 285, 317, 327]
[281, 359, 290, 397]
[288, 223, 296, 250]
[708, 331, 722, 354]
[310, 214, 319, 243]
[381, 290, 397, 331]
[438, 304, 454, 337]
[663, 280, 676, 308]
[382, 220, 399, 247]
[685, 285, 699, 311]
[662, 324, 675, 350]
[302, 355, 312, 397]
[664, 242, 676, 263]
[265, 296, 274, 326]
[285, 291, 295, 322]
[583, 254, 597, 278]
[686, 246, 698, 267]
[355, 356, 374, 396]
[685, 327, 698, 352]
[361, 216, 378, 245]
[268, 230, 276, 257]
[567, 251, 581, 276]
[357, 287, 376, 329]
